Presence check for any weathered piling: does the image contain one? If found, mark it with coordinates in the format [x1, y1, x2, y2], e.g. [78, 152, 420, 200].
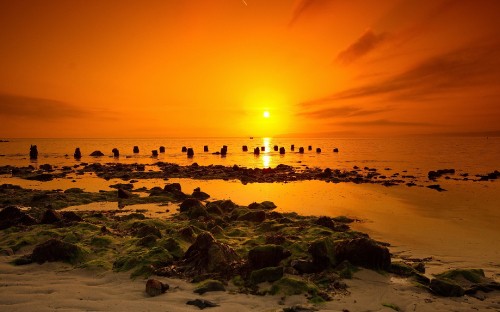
[221, 146, 227, 156]
[159, 146, 165, 153]
[308, 146, 312, 151]
[254, 147, 260, 155]
[273, 145, 278, 151]
[74, 148, 82, 159]
[29, 145, 38, 159]
[299, 147, 304, 154]
[112, 148, 119, 158]
[182, 146, 187, 152]
[187, 148, 194, 157]
[242, 145, 248, 152]
[316, 148, 321, 153]
[152, 150, 158, 157]
[333, 148, 339, 153]
[279, 147, 285, 154]
[133, 146, 139, 153]
[204, 145, 209, 152]
[261, 146, 265, 151]
[291, 145, 295, 151]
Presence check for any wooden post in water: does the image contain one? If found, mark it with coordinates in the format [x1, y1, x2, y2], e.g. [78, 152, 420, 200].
[187, 148, 194, 157]
[299, 147, 304, 154]
[204, 145, 209, 152]
[221, 146, 227, 156]
[333, 148, 339, 153]
[273, 145, 278, 151]
[316, 148, 321, 153]
[242, 145, 248, 152]
[74, 148, 82, 160]
[182, 146, 187, 152]
[133, 146, 139, 153]
[308, 145, 312, 151]
[254, 147, 260, 155]
[291, 145, 295, 151]
[261, 146, 265, 151]
[29, 145, 38, 160]
[159, 146, 165, 153]
[279, 147, 285, 154]
[112, 148, 119, 158]
[152, 150, 158, 157]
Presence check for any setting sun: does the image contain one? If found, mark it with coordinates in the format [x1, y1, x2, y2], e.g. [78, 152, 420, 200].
[263, 111, 270, 118]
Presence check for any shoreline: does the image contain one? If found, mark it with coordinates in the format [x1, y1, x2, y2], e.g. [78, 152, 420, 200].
[1, 162, 499, 311]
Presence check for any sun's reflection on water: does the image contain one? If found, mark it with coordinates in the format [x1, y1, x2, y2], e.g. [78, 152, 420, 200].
[262, 137, 272, 168]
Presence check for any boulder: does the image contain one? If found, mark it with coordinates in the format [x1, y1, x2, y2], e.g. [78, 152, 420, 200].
[194, 279, 225, 294]
[31, 239, 83, 264]
[89, 150, 104, 157]
[429, 278, 465, 297]
[248, 244, 291, 269]
[133, 223, 162, 239]
[0, 206, 36, 229]
[249, 266, 284, 284]
[192, 188, 210, 200]
[183, 232, 240, 276]
[40, 209, 63, 224]
[430, 269, 500, 297]
[145, 278, 169, 297]
[237, 210, 266, 223]
[118, 188, 132, 199]
[180, 198, 205, 213]
[308, 238, 336, 270]
[314, 216, 349, 232]
[334, 237, 391, 270]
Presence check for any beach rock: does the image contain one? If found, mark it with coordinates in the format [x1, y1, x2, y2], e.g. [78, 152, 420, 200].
[334, 237, 391, 270]
[118, 188, 132, 199]
[180, 198, 205, 213]
[89, 150, 105, 157]
[291, 259, 317, 274]
[427, 184, 446, 192]
[192, 188, 210, 200]
[0, 206, 36, 229]
[60, 211, 83, 223]
[314, 216, 349, 232]
[183, 232, 240, 276]
[291, 144, 295, 151]
[137, 234, 158, 247]
[186, 299, 219, 309]
[308, 238, 336, 270]
[237, 210, 266, 223]
[0, 248, 14, 256]
[203, 145, 208, 152]
[27, 173, 54, 181]
[428, 169, 455, 180]
[248, 244, 291, 269]
[249, 266, 284, 284]
[39, 164, 53, 171]
[133, 223, 162, 238]
[206, 203, 223, 215]
[31, 239, 82, 264]
[145, 278, 169, 297]
[40, 209, 63, 224]
[194, 279, 225, 294]
[29, 145, 38, 159]
[430, 269, 500, 297]
[283, 305, 318, 312]
[316, 148, 321, 153]
[74, 148, 82, 159]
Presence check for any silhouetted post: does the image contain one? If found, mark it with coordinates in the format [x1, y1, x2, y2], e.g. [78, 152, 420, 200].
[152, 150, 158, 157]
[223, 145, 228, 151]
[261, 146, 265, 151]
[74, 148, 82, 160]
[182, 146, 187, 152]
[112, 148, 120, 158]
[187, 148, 194, 158]
[221, 146, 227, 156]
[279, 147, 285, 154]
[29, 145, 38, 160]
[333, 148, 339, 153]
[308, 146, 312, 151]
[316, 148, 321, 153]
[242, 145, 248, 152]
[291, 144, 295, 151]
[133, 146, 139, 153]
[159, 146, 165, 153]
[273, 145, 278, 151]
[299, 147, 304, 154]
[254, 147, 260, 155]
[204, 145, 209, 152]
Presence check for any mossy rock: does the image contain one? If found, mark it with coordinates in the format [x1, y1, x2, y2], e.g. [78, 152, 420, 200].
[248, 244, 291, 269]
[161, 237, 184, 259]
[194, 279, 225, 294]
[249, 266, 284, 284]
[90, 235, 114, 248]
[429, 278, 465, 297]
[31, 238, 86, 265]
[270, 277, 318, 296]
[436, 269, 485, 284]
[308, 237, 336, 270]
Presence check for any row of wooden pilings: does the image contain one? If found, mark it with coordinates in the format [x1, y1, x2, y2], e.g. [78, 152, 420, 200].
[28, 144, 339, 160]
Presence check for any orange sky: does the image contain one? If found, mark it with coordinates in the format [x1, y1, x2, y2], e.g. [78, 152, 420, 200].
[1, 0, 500, 138]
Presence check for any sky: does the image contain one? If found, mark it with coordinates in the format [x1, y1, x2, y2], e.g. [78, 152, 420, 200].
[1, 0, 500, 138]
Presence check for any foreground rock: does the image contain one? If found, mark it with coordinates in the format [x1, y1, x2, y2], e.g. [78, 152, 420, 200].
[334, 237, 391, 270]
[430, 269, 500, 297]
[186, 299, 219, 309]
[248, 245, 291, 269]
[145, 279, 169, 297]
[0, 206, 36, 229]
[30, 239, 83, 264]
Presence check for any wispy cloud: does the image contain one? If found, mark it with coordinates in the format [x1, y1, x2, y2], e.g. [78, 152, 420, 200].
[299, 105, 390, 119]
[336, 30, 390, 64]
[0, 93, 88, 119]
[306, 43, 500, 104]
[289, 0, 331, 26]
[336, 119, 436, 127]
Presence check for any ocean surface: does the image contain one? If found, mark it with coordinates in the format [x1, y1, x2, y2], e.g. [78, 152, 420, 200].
[1, 137, 499, 176]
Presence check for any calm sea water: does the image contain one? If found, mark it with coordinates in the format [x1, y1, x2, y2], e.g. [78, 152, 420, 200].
[0, 137, 498, 176]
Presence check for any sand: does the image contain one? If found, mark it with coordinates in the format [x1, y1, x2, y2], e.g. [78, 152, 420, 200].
[1, 257, 499, 312]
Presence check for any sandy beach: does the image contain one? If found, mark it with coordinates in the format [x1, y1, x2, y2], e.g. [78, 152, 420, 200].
[1, 256, 499, 312]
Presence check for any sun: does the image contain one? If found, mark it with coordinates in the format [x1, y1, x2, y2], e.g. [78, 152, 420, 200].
[263, 111, 270, 118]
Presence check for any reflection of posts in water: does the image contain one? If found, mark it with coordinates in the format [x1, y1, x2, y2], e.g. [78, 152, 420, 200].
[29, 145, 38, 160]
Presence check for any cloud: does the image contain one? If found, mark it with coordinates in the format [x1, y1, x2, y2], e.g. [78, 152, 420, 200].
[307, 43, 500, 104]
[289, 0, 331, 26]
[0, 93, 88, 119]
[336, 119, 436, 127]
[336, 30, 390, 64]
[299, 105, 390, 119]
